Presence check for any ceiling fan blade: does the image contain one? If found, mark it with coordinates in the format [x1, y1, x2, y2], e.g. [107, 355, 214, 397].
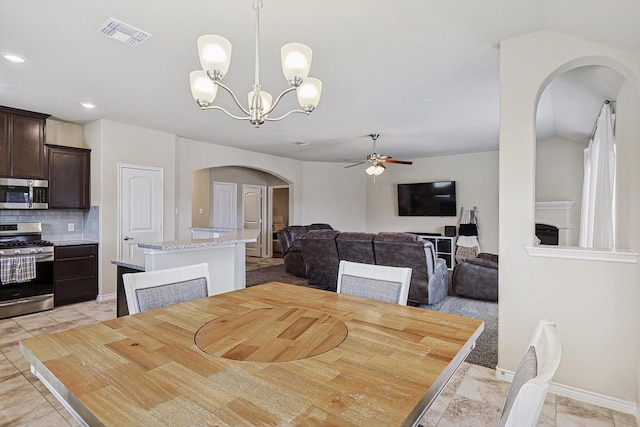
[344, 161, 368, 168]
[378, 155, 391, 160]
[383, 159, 413, 165]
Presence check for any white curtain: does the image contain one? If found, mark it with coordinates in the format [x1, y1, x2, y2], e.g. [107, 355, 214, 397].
[579, 103, 616, 248]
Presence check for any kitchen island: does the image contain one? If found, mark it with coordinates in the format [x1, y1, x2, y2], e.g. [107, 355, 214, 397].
[112, 228, 259, 316]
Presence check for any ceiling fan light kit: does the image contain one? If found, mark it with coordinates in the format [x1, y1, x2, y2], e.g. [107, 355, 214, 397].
[347, 134, 413, 182]
[189, 0, 322, 127]
[365, 162, 385, 176]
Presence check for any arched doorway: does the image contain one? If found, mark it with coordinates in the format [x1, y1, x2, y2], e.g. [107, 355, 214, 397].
[191, 165, 290, 258]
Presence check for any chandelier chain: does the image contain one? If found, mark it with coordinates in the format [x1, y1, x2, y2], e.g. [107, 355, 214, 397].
[253, 0, 263, 12]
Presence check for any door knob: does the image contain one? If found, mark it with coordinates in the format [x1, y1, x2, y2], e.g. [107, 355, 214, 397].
[123, 236, 133, 241]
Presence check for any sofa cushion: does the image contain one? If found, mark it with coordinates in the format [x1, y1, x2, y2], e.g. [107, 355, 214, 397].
[308, 223, 333, 230]
[278, 224, 333, 278]
[373, 232, 433, 304]
[300, 230, 341, 290]
[336, 232, 376, 264]
[466, 257, 498, 270]
[477, 252, 499, 264]
[286, 226, 310, 245]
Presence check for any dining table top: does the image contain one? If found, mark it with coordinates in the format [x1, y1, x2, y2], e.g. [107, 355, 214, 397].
[20, 282, 484, 427]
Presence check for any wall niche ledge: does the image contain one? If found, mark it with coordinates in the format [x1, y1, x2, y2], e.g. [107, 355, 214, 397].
[525, 245, 638, 263]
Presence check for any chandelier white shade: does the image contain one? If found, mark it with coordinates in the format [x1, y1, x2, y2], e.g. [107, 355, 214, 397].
[189, 71, 217, 104]
[197, 35, 232, 77]
[189, 0, 322, 126]
[281, 43, 312, 82]
[297, 78, 323, 110]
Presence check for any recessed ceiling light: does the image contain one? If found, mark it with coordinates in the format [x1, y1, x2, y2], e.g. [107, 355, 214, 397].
[2, 53, 26, 63]
[81, 102, 96, 109]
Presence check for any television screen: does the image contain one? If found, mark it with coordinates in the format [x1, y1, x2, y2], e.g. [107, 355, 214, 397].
[397, 181, 457, 217]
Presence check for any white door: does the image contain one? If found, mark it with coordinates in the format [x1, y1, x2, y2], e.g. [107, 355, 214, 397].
[243, 185, 265, 257]
[212, 182, 237, 228]
[119, 165, 163, 259]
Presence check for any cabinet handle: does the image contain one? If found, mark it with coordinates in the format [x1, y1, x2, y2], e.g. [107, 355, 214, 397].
[123, 236, 133, 241]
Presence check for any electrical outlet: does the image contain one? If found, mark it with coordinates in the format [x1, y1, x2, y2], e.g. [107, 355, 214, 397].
[68, 223, 74, 232]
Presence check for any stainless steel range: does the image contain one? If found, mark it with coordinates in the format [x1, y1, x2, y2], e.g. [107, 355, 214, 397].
[0, 222, 54, 319]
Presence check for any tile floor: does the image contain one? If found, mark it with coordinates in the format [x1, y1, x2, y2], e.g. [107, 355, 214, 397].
[0, 298, 637, 426]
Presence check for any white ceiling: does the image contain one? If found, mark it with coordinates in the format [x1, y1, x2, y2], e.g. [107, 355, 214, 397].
[0, 1, 637, 163]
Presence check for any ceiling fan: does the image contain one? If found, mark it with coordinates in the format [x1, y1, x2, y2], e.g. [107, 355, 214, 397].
[345, 133, 413, 181]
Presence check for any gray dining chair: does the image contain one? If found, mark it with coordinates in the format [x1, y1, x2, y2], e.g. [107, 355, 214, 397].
[498, 319, 562, 427]
[123, 263, 211, 314]
[336, 260, 412, 305]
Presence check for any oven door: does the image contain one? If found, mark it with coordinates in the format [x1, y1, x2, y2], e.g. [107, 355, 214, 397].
[0, 260, 54, 319]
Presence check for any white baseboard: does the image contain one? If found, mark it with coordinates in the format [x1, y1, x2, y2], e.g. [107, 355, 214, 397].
[496, 367, 639, 423]
[96, 293, 116, 302]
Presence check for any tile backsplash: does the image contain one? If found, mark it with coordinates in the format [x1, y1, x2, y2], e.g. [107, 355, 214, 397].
[0, 206, 99, 241]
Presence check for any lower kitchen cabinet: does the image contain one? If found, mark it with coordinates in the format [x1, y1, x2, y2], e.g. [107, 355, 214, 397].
[54, 244, 98, 306]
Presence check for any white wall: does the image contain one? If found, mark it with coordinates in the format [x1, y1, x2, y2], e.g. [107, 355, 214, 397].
[614, 79, 640, 416]
[191, 168, 210, 228]
[209, 166, 287, 228]
[84, 120, 176, 297]
[365, 151, 499, 254]
[300, 162, 367, 232]
[499, 30, 640, 411]
[46, 119, 85, 148]
[536, 136, 584, 246]
[176, 137, 305, 240]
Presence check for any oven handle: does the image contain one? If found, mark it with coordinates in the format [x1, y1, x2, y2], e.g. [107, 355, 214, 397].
[0, 254, 53, 261]
[0, 294, 53, 307]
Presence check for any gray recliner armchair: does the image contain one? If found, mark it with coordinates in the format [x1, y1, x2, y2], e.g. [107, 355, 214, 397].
[276, 224, 332, 278]
[373, 232, 448, 305]
[300, 229, 341, 291]
[452, 253, 498, 301]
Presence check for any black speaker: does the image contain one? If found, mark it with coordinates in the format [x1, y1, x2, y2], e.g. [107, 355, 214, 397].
[444, 226, 456, 237]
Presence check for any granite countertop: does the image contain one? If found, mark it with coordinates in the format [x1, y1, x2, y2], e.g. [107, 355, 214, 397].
[138, 228, 259, 251]
[111, 257, 145, 271]
[51, 240, 100, 246]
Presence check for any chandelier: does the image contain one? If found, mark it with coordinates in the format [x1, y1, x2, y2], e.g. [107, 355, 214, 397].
[189, 0, 322, 127]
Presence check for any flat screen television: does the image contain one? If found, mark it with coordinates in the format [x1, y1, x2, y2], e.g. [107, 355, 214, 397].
[397, 181, 457, 217]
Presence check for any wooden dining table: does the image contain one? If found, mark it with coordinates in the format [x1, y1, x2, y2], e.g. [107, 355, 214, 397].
[20, 282, 483, 427]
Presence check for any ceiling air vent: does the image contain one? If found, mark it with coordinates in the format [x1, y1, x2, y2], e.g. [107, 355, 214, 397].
[96, 18, 152, 47]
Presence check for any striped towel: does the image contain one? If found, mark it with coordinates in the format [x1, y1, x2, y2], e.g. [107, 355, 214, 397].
[0, 256, 37, 285]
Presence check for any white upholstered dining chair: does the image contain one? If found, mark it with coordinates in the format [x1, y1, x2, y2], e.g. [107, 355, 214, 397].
[123, 263, 212, 314]
[336, 260, 412, 305]
[498, 319, 562, 427]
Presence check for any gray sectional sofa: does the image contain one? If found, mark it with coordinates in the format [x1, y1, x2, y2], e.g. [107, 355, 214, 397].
[298, 230, 448, 306]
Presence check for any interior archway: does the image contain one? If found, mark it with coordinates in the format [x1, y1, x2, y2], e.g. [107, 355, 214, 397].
[534, 65, 625, 247]
[191, 165, 290, 258]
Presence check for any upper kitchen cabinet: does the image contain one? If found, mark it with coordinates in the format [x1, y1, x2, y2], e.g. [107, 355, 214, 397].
[47, 144, 91, 209]
[0, 106, 49, 179]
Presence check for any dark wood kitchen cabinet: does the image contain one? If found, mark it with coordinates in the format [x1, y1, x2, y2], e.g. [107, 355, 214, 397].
[54, 244, 98, 306]
[47, 144, 91, 209]
[0, 106, 49, 179]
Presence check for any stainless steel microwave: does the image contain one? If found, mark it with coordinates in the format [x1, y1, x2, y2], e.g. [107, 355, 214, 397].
[0, 178, 48, 209]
